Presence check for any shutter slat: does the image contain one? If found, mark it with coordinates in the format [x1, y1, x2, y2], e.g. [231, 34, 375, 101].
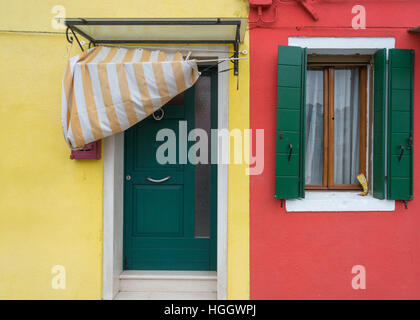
[387, 49, 414, 200]
[275, 45, 306, 199]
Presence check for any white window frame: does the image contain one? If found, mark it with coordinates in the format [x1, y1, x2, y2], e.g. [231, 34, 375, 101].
[102, 45, 229, 299]
[286, 37, 395, 212]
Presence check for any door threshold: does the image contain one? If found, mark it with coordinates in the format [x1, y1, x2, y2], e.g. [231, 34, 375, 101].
[120, 270, 217, 280]
[115, 291, 216, 300]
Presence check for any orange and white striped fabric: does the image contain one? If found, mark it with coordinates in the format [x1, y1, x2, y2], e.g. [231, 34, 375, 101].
[61, 46, 200, 149]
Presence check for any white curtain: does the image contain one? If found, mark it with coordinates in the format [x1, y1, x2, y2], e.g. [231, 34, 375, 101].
[305, 68, 361, 185]
[305, 70, 324, 185]
[333, 69, 360, 184]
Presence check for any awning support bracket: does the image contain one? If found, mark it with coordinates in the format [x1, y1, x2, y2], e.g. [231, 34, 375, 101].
[66, 26, 84, 52]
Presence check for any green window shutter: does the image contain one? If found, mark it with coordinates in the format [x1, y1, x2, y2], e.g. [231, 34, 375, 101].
[372, 49, 386, 199]
[275, 45, 306, 199]
[387, 49, 414, 200]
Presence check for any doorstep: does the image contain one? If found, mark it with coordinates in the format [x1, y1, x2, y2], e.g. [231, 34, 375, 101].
[115, 270, 217, 300]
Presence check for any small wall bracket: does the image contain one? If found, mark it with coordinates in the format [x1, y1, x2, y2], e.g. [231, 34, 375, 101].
[298, 0, 319, 21]
[233, 26, 240, 76]
[66, 26, 84, 52]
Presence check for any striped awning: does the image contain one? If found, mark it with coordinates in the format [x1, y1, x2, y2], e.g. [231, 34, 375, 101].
[61, 46, 199, 149]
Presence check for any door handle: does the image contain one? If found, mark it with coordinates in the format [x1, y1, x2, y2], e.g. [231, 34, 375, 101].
[146, 176, 171, 183]
[398, 145, 405, 162]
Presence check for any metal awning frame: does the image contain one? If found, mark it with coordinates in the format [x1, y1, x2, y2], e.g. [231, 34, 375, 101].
[63, 18, 244, 75]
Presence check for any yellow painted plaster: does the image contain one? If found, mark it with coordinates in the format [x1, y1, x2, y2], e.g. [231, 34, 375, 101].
[0, 0, 249, 299]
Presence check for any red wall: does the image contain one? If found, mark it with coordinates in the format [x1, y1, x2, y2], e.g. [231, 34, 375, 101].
[249, 0, 420, 299]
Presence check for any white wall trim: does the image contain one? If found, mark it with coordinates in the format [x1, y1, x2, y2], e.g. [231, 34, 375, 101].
[102, 45, 229, 300]
[289, 36, 395, 55]
[102, 133, 124, 300]
[286, 192, 395, 212]
[215, 47, 229, 301]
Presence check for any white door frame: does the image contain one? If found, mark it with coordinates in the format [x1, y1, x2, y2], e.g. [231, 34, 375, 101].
[102, 46, 229, 300]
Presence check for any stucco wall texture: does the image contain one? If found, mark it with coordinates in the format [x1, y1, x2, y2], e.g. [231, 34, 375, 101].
[249, 0, 420, 299]
[0, 0, 250, 299]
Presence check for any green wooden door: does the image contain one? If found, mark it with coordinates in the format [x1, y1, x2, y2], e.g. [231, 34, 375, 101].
[124, 70, 217, 270]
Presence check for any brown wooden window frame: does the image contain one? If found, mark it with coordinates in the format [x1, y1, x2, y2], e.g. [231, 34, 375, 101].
[306, 59, 368, 191]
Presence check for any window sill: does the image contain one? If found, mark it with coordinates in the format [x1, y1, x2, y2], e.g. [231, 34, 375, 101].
[286, 191, 395, 212]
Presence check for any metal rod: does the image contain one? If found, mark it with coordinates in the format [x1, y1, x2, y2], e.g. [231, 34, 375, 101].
[93, 44, 244, 54]
[195, 57, 247, 63]
[86, 44, 247, 62]
[62, 18, 242, 26]
[93, 39, 235, 44]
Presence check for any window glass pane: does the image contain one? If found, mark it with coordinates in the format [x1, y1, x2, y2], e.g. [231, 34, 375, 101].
[305, 70, 324, 185]
[334, 68, 360, 185]
[194, 75, 211, 238]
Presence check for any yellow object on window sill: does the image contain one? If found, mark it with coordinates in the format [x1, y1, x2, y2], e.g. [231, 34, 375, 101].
[357, 173, 368, 196]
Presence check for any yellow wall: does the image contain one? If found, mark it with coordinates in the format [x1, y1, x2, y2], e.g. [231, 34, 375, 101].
[227, 32, 250, 299]
[0, 0, 249, 299]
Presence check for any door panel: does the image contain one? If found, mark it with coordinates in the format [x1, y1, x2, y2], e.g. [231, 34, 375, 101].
[127, 238, 210, 270]
[132, 184, 184, 237]
[124, 70, 217, 271]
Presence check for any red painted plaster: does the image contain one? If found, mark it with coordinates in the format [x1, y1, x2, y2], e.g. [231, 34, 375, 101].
[249, 0, 420, 299]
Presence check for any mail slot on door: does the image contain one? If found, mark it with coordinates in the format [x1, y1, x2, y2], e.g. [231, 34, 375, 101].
[70, 140, 101, 159]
